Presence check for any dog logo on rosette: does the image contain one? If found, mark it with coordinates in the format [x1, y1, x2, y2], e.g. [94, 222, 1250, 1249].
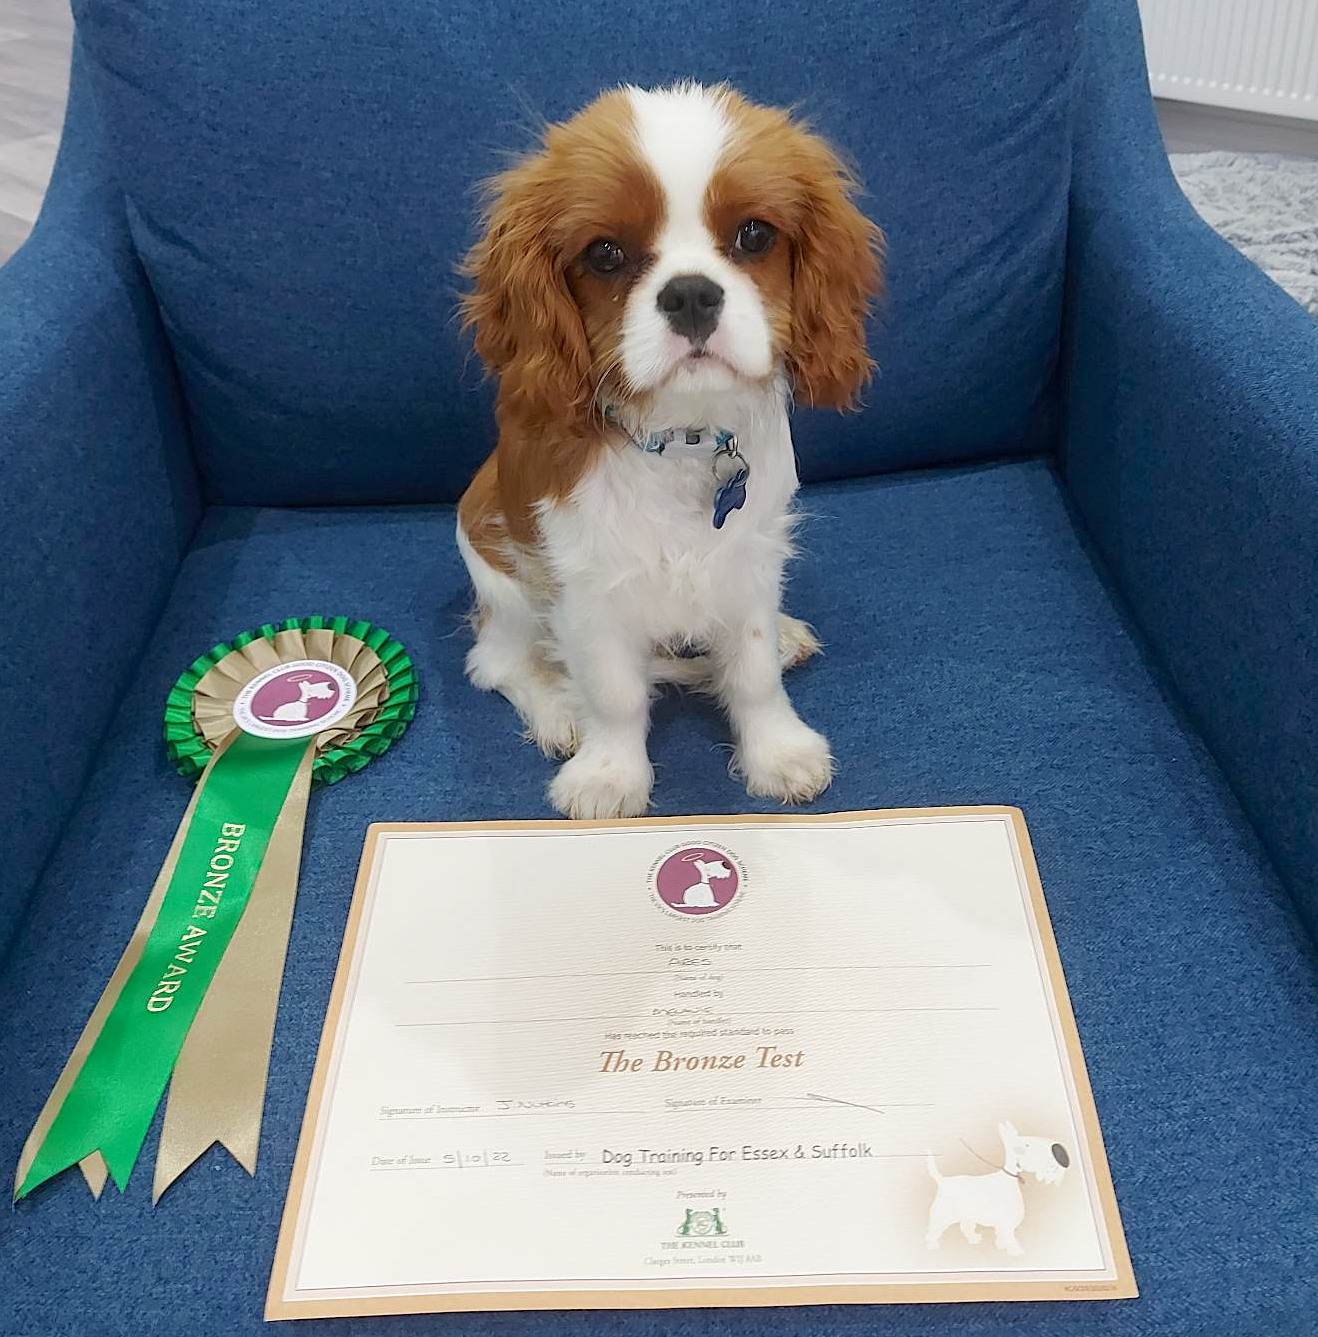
[232, 659, 357, 740]
[650, 842, 745, 918]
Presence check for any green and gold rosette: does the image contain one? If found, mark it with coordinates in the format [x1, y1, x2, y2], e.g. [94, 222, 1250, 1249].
[15, 617, 416, 1204]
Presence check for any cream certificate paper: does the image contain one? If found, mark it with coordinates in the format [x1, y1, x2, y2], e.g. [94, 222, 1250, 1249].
[268, 809, 1135, 1318]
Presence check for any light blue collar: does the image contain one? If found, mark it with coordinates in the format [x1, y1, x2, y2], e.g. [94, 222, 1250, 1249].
[603, 407, 750, 529]
[631, 424, 738, 456]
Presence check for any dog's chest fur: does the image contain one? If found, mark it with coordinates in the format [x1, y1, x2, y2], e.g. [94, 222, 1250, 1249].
[538, 383, 800, 641]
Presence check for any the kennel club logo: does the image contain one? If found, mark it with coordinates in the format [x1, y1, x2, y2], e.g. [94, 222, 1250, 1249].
[650, 842, 745, 918]
[678, 1208, 728, 1237]
[232, 659, 357, 739]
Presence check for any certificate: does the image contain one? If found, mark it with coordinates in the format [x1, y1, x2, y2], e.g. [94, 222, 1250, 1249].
[267, 808, 1135, 1317]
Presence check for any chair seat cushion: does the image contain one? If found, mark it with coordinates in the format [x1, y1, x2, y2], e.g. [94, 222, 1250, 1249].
[4, 459, 1316, 1335]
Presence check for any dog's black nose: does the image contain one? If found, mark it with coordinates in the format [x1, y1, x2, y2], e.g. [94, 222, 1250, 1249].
[657, 274, 724, 343]
[1051, 1143, 1069, 1167]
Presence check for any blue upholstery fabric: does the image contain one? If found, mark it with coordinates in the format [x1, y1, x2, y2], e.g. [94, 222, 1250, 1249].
[0, 40, 199, 957]
[6, 463, 1318, 1336]
[71, 0, 1080, 505]
[1062, 1, 1318, 937]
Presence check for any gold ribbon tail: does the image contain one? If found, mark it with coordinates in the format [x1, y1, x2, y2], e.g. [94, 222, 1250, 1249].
[78, 1152, 108, 1198]
[14, 745, 232, 1200]
[152, 746, 315, 1204]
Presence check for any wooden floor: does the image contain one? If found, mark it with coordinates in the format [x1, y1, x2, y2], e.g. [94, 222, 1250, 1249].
[0, 0, 71, 262]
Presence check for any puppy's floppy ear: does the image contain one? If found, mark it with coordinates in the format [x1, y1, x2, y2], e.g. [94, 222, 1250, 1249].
[998, 1121, 1019, 1148]
[460, 155, 593, 427]
[786, 131, 885, 411]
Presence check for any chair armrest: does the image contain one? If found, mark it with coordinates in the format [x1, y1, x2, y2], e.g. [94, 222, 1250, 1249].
[0, 41, 200, 957]
[1061, 0, 1318, 929]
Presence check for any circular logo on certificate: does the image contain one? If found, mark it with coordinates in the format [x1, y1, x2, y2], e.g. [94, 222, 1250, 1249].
[232, 659, 357, 739]
[651, 843, 744, 918]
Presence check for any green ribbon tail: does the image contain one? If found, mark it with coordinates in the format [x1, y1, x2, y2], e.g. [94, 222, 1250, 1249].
[16, 732, 312, 1200]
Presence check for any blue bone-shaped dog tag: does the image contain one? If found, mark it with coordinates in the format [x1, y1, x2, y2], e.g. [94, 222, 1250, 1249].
[712, 467, 749, 529]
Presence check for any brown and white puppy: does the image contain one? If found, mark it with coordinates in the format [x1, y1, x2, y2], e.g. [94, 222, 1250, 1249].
[458, 82, 882, 819]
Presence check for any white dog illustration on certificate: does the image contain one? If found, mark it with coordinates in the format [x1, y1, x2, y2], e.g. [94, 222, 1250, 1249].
[926, 1121, 1070, 1256]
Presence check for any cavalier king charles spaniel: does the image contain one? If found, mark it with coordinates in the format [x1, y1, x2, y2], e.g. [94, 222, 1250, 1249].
[457, 82, 883, 819]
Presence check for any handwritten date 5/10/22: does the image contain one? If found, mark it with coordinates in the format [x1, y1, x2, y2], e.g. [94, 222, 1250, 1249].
[370, 1150, 517, 1170]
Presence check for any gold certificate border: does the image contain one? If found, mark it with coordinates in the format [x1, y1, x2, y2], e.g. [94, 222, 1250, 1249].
[266, 807, 1137, 1318]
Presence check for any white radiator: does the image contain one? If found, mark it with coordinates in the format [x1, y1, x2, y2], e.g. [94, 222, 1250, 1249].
[1139, 0, 1318, 121]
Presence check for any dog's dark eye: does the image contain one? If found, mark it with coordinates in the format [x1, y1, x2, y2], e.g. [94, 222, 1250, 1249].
[733, 219, 776, 256]
[584, 238, 627, 276]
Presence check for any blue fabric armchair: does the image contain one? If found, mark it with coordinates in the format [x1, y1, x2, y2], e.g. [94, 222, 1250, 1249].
[3, 0, 1316, 1333]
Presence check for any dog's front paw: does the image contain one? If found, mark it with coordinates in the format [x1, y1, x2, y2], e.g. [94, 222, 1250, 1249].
[549, 748, 653, 820]
[738, 720, 833, 804]
[524, 697, 579, 759]
[777, 615, 822, 671]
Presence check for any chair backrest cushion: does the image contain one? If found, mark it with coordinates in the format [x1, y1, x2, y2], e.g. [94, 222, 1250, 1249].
[75, 0, 1082, 504]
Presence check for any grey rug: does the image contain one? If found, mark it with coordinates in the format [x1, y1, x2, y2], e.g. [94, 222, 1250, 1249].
[1171, 151, 1318, 316]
